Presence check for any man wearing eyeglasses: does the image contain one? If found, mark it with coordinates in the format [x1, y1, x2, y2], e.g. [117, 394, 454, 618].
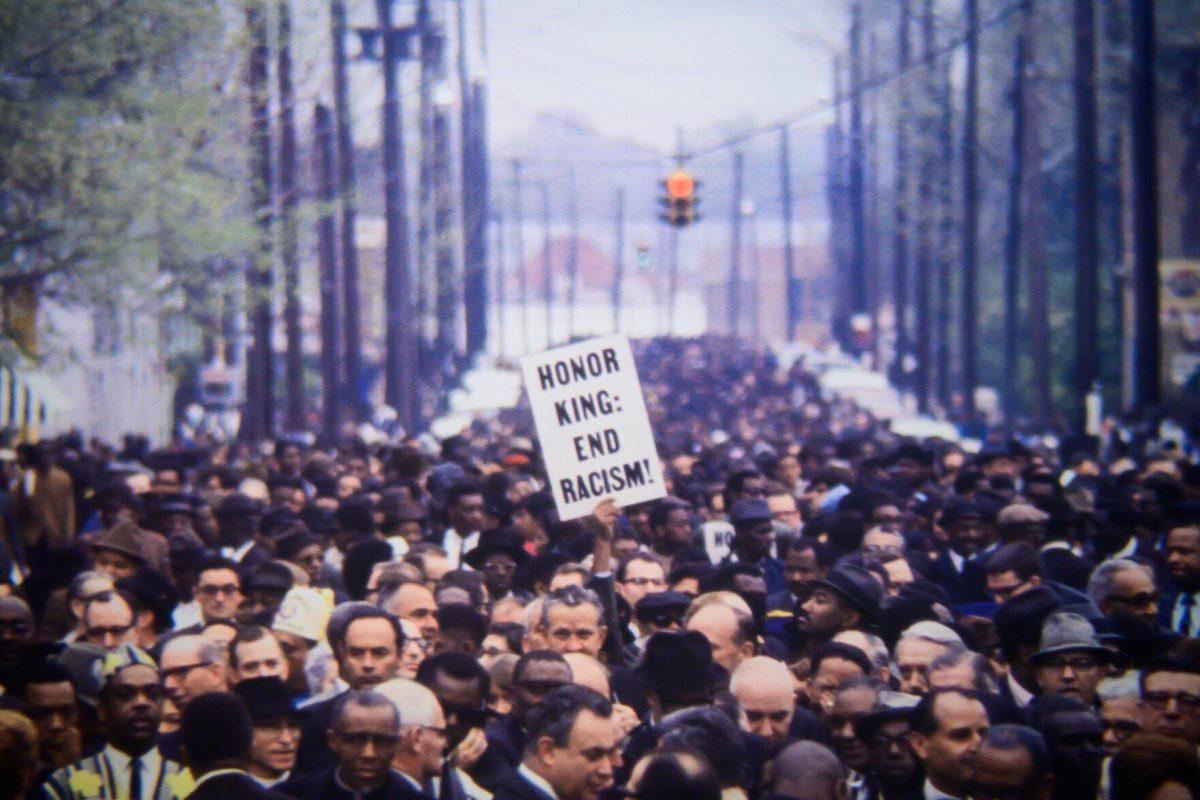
[159, 634, 230, 710]
[282, 690, 419, 800]
[1139, 656, 1200, 746]
[1031, 612, 1110, 708]
[191, 557, 244, 627]
[40, 645, 187, 800]
[79, 590, 139, 652]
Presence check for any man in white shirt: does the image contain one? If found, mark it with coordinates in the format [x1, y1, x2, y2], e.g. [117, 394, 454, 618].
[908, 689, 990, 800]
[441, 481, 487, 568]
[492, 685, 619, 800]
[234, 677, 301, 788]
[40, 645, 187, 800]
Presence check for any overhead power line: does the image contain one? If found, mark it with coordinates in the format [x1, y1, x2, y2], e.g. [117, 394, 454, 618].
[681, 0, 1026, 163]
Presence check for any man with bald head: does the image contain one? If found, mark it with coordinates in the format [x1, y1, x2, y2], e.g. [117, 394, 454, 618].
[770, 741, 845, 800]
[685, 602, 755, 675]
[730, 657, 795, 748]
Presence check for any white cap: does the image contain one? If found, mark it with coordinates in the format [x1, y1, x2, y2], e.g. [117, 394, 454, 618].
[272, 587, 332, 643]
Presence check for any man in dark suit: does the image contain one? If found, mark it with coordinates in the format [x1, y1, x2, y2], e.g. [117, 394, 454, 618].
[296, 606, 405, 774]
[492, 685, 619, 800]
[182, 691, 290, 800]
[281, 690, 426, 800]
[931, 498, 992, 604]
[1162, 524, 1200, 637]
[216, 493, 271, 570]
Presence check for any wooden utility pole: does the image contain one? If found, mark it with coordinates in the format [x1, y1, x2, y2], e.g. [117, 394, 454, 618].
[512, 160, 529, 352]
[847, 0, 869, 346]
[1023, 3, 1051, 427]
[541, 182, 553, 348]
[780, 126, 798, 339]
[375, 0, 417, 429]
[612, 188, 625, 334]
[567, 168, 580, 338]
[935, 30, 956, 408]
[915, 0, 935, 413]
[277, 0, 304, 432]
[331, 0, 363, 418]
[1129, 0, 1160, 411]
[314, 104, 342, 443]
[457, 0, 488, 357]
[1074, 0, 1100, 432]
[893, 1, 912, 385]
[961, 0, 980, 419]
[493, 199, 506, 355]
[244, 0, 274, 442]
[728, 151, 744, 337]
[1003, 0, 1031, 433]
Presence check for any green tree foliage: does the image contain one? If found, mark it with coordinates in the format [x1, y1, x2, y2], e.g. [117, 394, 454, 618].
[0, 0, 253, 315]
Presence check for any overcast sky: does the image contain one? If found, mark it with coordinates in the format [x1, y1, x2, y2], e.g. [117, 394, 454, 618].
[483, 0, 846, 154]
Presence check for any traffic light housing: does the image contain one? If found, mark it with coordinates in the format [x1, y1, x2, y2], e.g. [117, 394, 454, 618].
[659, 169, 700, 228]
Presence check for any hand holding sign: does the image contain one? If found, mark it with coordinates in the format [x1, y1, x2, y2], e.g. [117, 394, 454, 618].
[521, 335, 666, 521]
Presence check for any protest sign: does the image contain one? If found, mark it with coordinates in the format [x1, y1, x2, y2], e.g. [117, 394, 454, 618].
[521, 334, 666, 520]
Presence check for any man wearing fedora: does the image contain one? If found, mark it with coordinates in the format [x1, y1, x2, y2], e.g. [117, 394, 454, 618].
[795, 563, 883, 656]
[465, 529, 531, 603]
[1030, 612, 1110, 708]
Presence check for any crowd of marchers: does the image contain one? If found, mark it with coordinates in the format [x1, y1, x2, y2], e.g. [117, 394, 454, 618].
[0, 335, 1194, 800]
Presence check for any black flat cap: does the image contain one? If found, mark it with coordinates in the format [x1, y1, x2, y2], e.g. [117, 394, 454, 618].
[635, 591, 693, 622]
[216, 493, 263, 519]
[811, 563, 884, 621]
[233, 677, 297, 723]
[728, 498, 773, 527]
[635, 631, 728, 695]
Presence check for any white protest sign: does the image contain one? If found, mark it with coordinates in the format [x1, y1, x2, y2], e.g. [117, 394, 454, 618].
[521, 334, 666, 521]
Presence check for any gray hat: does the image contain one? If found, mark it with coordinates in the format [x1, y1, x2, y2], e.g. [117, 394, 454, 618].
[728, 498, 773, 527]
[1030, 611, 1109, 662]
[997, 503, 1050, 526]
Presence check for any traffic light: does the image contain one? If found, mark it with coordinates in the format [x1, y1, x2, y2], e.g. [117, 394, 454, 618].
[658, 169, 700, 227]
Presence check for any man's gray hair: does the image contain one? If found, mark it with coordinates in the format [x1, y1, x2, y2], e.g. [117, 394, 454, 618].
[163, 634, 228, 668]
[375, 678, 441, 729]
[539, 585, 603, 629]
[332, 689, 399, 731]
[928, 644, 998, 693]
[771, 741, 846, 800]
[1087, 558, 1154, 605]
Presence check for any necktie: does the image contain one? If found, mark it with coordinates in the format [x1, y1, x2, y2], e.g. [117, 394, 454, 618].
[129, 757, 142, 800]
[1179, 594, 1194, 636]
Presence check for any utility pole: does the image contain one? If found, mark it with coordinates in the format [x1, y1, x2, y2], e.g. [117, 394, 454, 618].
[612, 188, 625, 334]
[244, 0, 274, 442]
[748, 202, 760, 340]
[458, 0, 488, 356]
[935, 37, 955, 409]
[915, 0, 935, 413]
[416, 0, 435, 349]
[541, 181, 553, 348]
[728, 151, 744, 337]
[493, 199, 506, 355]
[374, 0, 418, 429]
[512, 160, 529, 352]
[780, 126, 798, 340]
[1074, 0, 1099, 433]
[314, 104, 342, 443]
[567, 167, 580, 338]
[847, 0, 869, 347]
[1129, 0, 1160, 412]
[331, 0, 363, 419]
[1004, 0, 1031, 433]
[961, 0, 980, 419]
[278, 0, 304, 432]
[419, 0, 458, 366]
[893, 0, 912, 387]
[1024, 4, 1051, 428]
[667, 227, 681, 335]
[828, 56, 848, 336]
